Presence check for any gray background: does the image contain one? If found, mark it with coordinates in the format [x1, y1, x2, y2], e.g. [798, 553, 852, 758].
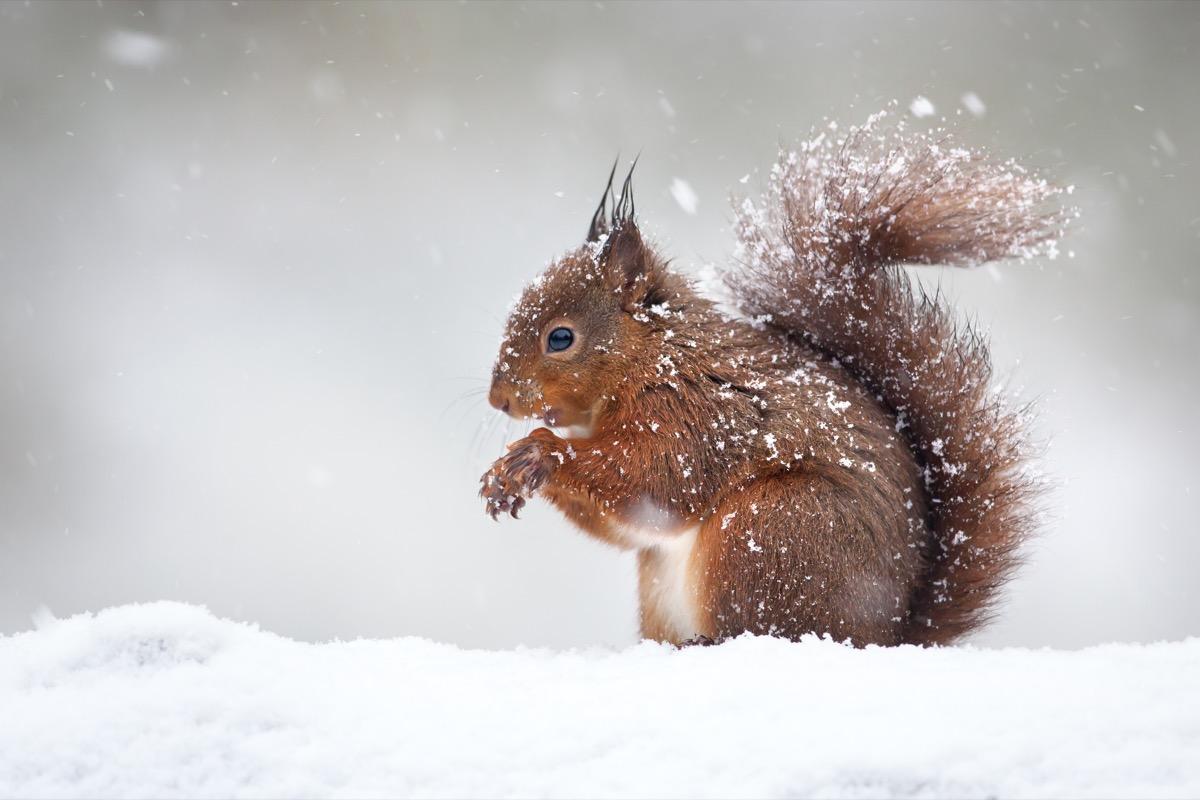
[1, 0, 1196, 648]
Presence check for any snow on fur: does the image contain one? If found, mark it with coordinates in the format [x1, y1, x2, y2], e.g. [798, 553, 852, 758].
[2, 602, 1197, 799]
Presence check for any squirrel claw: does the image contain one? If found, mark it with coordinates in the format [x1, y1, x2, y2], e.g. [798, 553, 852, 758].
[482, 483, 522, 521]
[479, 435, 555, 521]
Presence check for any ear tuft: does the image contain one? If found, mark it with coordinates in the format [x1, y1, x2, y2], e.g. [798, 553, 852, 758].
[586, 157, 660, 309]
[585, 156, 640, 243]
[586, 159, 619, 242]
[612, 155, 638, 229]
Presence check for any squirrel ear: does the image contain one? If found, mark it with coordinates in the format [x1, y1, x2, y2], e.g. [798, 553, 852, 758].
[602, 223, 660, 309]
[589, 158, 658, 309]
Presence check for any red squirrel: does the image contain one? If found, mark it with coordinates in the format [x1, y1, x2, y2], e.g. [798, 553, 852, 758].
[480, 113, 1070, 646]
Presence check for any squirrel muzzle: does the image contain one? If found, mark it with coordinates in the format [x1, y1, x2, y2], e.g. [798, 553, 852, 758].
[487, 380, 513, 415]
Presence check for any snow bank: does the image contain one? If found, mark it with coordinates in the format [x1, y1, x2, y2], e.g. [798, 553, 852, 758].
[1, 603, 1196, 799]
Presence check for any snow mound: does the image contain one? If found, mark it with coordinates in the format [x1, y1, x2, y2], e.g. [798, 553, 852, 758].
[2, 603, 1197, 799]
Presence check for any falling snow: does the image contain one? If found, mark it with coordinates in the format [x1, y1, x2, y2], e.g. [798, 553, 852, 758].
[670, 177, 699, 215]
[909, 95, 936, 118]
[961, 91, 987, 117]
[102, 30, 170, 67]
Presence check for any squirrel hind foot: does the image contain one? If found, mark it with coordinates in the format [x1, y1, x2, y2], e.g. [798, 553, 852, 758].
[675, 634, 721, 649]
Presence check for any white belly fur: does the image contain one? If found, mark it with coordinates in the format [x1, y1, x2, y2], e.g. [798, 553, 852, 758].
[633, 526, 701, 642]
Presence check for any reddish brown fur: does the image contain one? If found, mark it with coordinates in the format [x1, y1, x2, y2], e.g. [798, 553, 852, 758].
[481, 117, 1068, 646]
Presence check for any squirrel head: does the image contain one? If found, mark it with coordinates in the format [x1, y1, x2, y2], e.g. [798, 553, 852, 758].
[488, 163, 684, 436]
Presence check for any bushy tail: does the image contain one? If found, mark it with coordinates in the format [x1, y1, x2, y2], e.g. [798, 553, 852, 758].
[726, 112, 1073, 644]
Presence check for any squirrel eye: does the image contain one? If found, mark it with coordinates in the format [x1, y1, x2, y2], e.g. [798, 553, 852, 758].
[547, 326, 574, 353]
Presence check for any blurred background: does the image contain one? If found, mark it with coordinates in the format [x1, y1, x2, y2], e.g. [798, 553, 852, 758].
[1, 0, 1196, 649]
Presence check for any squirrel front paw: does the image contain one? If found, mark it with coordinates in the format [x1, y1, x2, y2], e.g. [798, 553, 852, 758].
[479, 430, 559, 520]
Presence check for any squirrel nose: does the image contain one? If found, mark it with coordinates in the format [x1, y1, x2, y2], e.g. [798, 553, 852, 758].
[488, 382, 512, 415]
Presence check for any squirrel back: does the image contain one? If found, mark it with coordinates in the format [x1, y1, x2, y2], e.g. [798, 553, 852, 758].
[725, 113, 1071, 643]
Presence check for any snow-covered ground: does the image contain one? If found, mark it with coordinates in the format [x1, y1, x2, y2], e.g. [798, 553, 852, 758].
[1, 603, 1196, 799]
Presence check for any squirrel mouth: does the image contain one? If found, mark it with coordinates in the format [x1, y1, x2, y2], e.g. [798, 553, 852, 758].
[543, 402, 600, 440]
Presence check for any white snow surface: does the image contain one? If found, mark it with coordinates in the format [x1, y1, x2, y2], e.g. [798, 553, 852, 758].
[2, 602, 1197, 799]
